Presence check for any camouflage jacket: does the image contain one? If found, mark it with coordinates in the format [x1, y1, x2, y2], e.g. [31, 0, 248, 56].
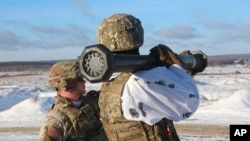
[39, 94, 108, 141]
[99, 72, 180, 141]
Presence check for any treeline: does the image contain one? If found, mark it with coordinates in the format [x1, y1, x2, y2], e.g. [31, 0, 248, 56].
[0, 60, 59, 72]
[0, 54, 250, 72]
[208, 54, 250, 66]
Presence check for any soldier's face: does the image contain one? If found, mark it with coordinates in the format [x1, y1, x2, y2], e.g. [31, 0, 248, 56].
[76, 78, 86, 95]
[58, 78, 86, 101]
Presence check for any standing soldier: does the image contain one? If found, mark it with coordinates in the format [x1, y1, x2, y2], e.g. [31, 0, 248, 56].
[39, 60, 108, 141]
[97, 13, 201, 141]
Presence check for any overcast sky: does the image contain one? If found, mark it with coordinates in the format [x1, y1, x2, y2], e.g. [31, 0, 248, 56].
[1, 0, 250, 61]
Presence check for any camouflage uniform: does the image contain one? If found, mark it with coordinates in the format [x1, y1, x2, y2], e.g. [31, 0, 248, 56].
[39, 94, 107, 141]
[99, 73, 180, 141]
[39, 61, 108, 141]
[97, 14, 180, 141]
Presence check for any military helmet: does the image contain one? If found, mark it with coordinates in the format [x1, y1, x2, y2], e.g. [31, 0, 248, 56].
[48, 61, 82, 91]
[97, 13, 144, 52]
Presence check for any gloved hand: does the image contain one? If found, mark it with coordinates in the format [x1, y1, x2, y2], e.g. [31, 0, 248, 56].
[149, 44, 184, 68]
[87, 90, 100, 101]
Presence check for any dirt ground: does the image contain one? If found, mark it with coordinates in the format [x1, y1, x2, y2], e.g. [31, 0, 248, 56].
[175, 124, 229, 140]
[0, 127, 39, 133]
[176, 124, 229, 136]
[0, 124, 229, 141]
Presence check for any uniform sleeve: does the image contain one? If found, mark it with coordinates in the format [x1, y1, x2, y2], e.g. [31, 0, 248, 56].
[121, 66, 200, 125]
[39, 110, 66, 141]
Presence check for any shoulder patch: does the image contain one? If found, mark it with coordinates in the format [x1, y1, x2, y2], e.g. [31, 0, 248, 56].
[47, 126, 62, 140]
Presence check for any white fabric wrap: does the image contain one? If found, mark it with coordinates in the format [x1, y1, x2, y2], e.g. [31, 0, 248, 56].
[121, 64, 200, 125]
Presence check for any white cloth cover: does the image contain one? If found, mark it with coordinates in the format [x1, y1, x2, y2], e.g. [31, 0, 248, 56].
[121, 64, 200, 125]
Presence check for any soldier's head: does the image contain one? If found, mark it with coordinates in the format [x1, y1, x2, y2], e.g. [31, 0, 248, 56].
[48, 60, 85, 92]
[97, 13, 144, 54]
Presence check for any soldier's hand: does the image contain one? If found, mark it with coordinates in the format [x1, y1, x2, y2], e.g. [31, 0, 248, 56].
[149, 44, 184, 68]
[87, 90, 100, 101]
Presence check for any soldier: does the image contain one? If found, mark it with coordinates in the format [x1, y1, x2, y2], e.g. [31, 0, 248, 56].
[39, 61, 108, 141]
[97, 13, 200, 140]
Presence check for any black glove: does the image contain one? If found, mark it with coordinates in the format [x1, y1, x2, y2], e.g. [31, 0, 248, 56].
[87, 90, 100, 101]
[149, 44, 184, 68]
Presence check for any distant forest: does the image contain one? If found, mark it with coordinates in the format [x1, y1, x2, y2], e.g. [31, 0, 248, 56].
[0, 54, 250, 72]
[0, 60, 59, 72]
[208, 54, 250, 66]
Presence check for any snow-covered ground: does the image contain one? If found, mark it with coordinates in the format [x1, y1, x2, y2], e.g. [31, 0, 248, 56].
[1, 65, 250, 141]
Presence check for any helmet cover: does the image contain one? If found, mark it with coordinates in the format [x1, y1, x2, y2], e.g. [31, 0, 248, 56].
[48, 61, 82, 90]
[97, 13, 144, 52]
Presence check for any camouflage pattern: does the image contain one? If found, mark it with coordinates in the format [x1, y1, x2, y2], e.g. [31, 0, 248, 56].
[39, 95, 108, 141]
[98, 72, 180, 141]
[48, 61, 82, 91]
[97, 13, 144, 52]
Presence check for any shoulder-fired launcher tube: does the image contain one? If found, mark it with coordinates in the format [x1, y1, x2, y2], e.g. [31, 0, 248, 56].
[78, 44, 207, 83]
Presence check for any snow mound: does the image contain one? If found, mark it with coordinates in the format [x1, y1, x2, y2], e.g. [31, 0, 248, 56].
[210, 89, 250, 109]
